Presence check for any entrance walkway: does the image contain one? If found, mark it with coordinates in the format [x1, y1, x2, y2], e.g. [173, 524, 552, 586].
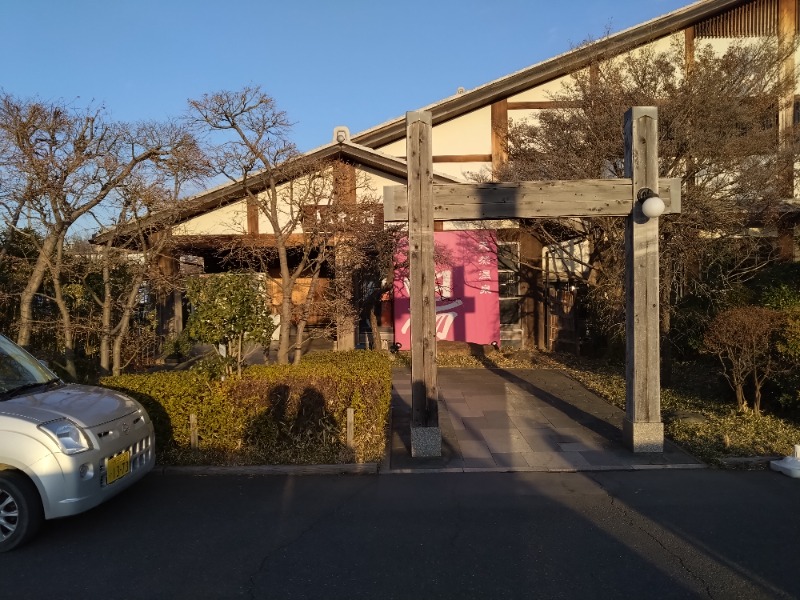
[386, 367, 703, 473]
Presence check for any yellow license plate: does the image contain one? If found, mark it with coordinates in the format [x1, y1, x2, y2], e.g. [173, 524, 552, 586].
[107, 451, 131, 484]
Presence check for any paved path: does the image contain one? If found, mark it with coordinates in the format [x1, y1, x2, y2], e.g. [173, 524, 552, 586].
[388, 367, 703, 472]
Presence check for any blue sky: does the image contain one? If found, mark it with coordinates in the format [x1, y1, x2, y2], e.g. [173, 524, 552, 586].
[2, 0, 689, 152]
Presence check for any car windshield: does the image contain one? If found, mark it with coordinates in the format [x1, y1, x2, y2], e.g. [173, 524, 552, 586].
[0, 335, 58, 397]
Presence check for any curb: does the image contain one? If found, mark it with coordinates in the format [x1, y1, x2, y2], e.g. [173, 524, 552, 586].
[383, 463, 708, 474]
[155, 463, 379, 476]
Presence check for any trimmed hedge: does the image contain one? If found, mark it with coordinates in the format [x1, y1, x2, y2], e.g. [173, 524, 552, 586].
[101, 350, 392, 465]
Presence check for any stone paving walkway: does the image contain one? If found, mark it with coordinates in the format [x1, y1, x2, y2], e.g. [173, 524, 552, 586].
[387, 367, 704, 473]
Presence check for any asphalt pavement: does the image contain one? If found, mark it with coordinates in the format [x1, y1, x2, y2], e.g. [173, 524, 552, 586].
[3, 469, 799, 599]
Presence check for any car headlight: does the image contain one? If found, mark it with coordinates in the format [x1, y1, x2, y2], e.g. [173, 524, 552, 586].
[39, 419, 92, 455]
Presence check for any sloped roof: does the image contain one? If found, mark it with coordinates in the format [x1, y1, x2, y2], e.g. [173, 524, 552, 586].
[94, 0, 753, 246]
[351, 0, 746, 149]
[92, 140, 461, 245]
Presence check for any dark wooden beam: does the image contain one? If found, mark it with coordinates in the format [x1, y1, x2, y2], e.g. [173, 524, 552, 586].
[779, 0, 796, 195]
[684, 26, 695, 74]
[432, 154, 493, 163]
[491, 99, 509, 172]
[247, 200, 259, 235]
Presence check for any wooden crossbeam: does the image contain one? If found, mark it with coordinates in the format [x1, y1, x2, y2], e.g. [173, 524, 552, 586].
[383, 178, 681, 222]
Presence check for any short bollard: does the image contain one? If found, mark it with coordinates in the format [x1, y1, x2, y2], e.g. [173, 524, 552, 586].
[346, 408, 354, 449]
[189, 413, 199, 449]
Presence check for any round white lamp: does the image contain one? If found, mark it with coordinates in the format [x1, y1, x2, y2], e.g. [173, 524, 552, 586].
[637, 188, 665, 219]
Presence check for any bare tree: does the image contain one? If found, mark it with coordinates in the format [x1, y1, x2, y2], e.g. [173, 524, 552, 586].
[703, 306, 786, 414]
[0, 93, 199, 352]
[188, 87, 388, 364]
[500, 37, 799, 373]
[88, 134, 209, 376]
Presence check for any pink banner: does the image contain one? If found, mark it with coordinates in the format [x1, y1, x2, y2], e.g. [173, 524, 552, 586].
[393, 230, 500, 349]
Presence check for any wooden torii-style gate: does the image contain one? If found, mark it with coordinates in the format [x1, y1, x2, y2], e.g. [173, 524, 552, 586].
[383, 107, 681, 458]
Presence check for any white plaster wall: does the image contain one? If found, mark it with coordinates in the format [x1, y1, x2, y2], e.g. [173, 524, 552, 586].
[173, 201, 248, 235]
[508, 108, 542, 127]
[376, 108, 491, 157]
[508, 73, 578, 103]
[697, 36, 766, 57]
[603, 32, 684, 71]
[429, 161, 489, 181]
[642, 33, 682, 55]
[431, 106, 491, 155]
[356, 166, 405, 202]
[378, 139, 406, 157]
[256, 170, 336, 234]
[444, 219, 518, 231]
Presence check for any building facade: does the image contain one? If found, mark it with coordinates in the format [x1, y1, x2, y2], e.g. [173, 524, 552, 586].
[97, 0, 800, 353]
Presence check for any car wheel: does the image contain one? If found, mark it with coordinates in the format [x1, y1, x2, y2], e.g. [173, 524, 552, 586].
[0, 471, 44, 552]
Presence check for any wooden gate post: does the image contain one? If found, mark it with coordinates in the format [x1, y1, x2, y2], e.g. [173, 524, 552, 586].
[623, 107, 664, 452]
[407, 111, 441, 457]
[387, 106, 675, 458]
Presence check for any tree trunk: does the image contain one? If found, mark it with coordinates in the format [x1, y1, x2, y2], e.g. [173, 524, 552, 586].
[111, 324, 126, 377]
[52, 274, 78, 381]
[293, 320, 306, 365]
[735, 384, 747, 411]
[110, 302, 136, 377]
[275, 235, 294, 365]
[50, 232, 78, 380]
[753, 367, 763, 416]
[278, 293, 293, 365]
[17, 233, 60, 348]
[99, 246, 113, 376]
[370, 310, 382, 351]
[109, 269, 147, 376]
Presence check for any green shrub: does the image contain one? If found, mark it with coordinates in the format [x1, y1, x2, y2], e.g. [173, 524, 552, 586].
[234, 351, 392, 463]
[101, 350, 392, 465]
[101, 371, 237, 464]
[753, 267, 800, 412]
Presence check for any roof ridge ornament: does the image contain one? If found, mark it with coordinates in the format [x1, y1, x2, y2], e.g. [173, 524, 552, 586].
[333, 126, 350, 144]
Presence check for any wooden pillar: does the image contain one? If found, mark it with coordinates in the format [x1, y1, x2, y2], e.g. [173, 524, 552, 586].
[684, 26, 695, 74]
[779, 0, 797, 197]
[491, 99, 508, 176]
[623, 107, 663, 453]
[247, 199, 259, 235]
[407, 110, 441, 457]
[520, 233, 543, 350]
[156, 250, 182, 341]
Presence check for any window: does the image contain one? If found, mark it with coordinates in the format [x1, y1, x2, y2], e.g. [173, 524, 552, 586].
[497, 242, 520, 326]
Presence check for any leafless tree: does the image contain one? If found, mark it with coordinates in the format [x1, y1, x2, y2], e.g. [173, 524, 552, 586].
[703, 306, 786, 414]
[0, 93, 200, 355]
[89, 133, 209, 375]
[188, 87, 390, 364]
[500, 37, 799, 374]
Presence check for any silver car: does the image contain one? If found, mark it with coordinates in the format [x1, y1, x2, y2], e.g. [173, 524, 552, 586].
[0, 334, 155, 551]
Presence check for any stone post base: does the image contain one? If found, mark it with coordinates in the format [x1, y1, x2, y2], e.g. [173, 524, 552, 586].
[623, 419, 664, 453]
[411, 426, 442, 457]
